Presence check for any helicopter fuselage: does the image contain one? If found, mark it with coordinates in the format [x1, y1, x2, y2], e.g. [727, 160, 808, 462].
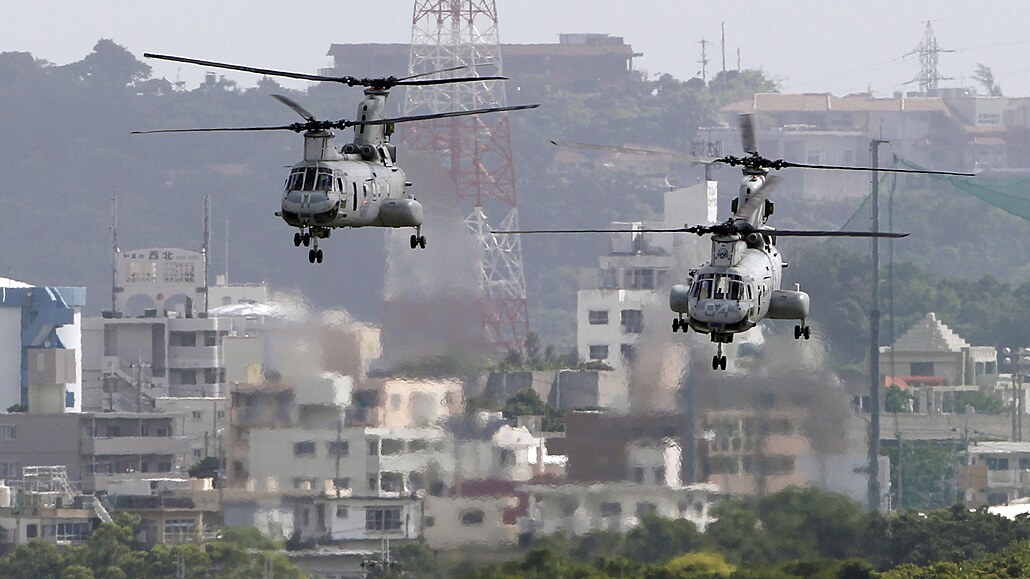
[279, 156, 420, 232]
[669, 171, 811, 348]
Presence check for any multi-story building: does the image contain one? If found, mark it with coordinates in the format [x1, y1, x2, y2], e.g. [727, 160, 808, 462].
[0, 467, 108, 553]
[323, 33, 640, 92]
[0, 276, 85, 413]
[576, 181, 716, 371]
[0, 412, 189, 493]
[962, 441, 1030, 507]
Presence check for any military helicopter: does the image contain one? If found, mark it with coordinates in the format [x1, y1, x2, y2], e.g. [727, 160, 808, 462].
[133, 53, 538, 264]
[504, 115, 973, 370]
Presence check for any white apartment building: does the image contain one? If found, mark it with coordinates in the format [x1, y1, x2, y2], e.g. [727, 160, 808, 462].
[577, 181, 716, 370]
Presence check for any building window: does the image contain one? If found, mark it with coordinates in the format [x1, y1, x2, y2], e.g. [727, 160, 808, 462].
[54, 522, 90, 542]
[365, 507, 403, 531]
[368, 440, 379, 456]
[600, 502, 622, 517]
[620, 344, 638, 365]
[163, 262, 196, 283]
[164, 518, 196, 541]
[424, 516, 436, 528]
[620, 309, 643, 333]
[635, 502, 657, 518]
[390, 393, 402, 411]
[987, 457, 1010, 471]
[293, 441, 316, 457]
[381, 472, 404, 492]
[653, 467, 665, 484]
[588, 310, 609, 325]
[327, 441, 349, 457]
[588, 345, 609, 361]
[158, 462, 172, 472]
[633, 467, 644, 483]
[333, 477, 350, 490]
[381, 439, 404, 455]
[1, 425, 15, 441]
[911, 361, 935, 376]
[978, 113, 1001, 125]
[987, 491, 1009, 505]
[336, 506, 349, 519]
[0, 462, 16, 478]
[216, 410, 225, 420]
[193, 449, 203, 458]
[26, 524, 38, 538]
[409, 439, 429, 452]
[65, 391, 75, 408]
[500, 449, 516, 466]
[368, 477, 379, 492]
[460, 509, 485, 526]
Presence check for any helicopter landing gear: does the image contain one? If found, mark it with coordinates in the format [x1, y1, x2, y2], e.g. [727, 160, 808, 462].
[672, 317, 686, 332]
[308, 248, 323, 264]
[409, 227, 426, 250]
[294, 232, 302, 247]
[794, 322, 811, 340]
[712, 342, 727, 371]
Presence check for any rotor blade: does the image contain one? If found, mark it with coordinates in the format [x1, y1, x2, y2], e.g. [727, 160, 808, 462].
[132, 125, 299, 134]
[271, 94, 316, 122]
[773, 160, 974, 176]
[549, 140, 720, 164]
[145, 52, 506, 87]
[495, 227, 703, 234]
[145, 53, 334, 83]
[733, 175, 780, 220]
[769, 229, 909, 238]
[348, 104, 540, 127]
[739, 113, 758, 154]
[393, 75, 507, 86]
[398, 62, 498, 81]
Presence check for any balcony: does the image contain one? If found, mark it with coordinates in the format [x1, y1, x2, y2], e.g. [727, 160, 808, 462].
[167, 346, 219, 369]
[86, 436, 188, 456]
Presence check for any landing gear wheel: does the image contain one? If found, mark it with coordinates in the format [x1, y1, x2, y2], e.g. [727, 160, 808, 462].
[712, 355, 720, 370]
[410, 234, 418, 249]
[803, 326, 811, 340]
[303, 233, 311, 247]
[719, 356, 727, 370]
[294, 232, 302, 247]
[418, 235, 427, 249]
[794, 325, 802, 340]
[315, 249, 323, 264]
[308, 249, 316, 263]
[672, 318, 681, 332]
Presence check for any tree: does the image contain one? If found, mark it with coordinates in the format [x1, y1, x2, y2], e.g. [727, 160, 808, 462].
[60, 39, 151, 89]
[972, 63, 1003, 96]
[188, 456, 220, 479]
[500, 389, 564, 431]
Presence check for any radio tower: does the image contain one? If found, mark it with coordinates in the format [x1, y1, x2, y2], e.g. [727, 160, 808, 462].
[402, 0, 529, 352]
[905, 21, 953, 94]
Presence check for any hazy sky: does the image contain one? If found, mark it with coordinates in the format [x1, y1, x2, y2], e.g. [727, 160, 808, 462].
[4, 1, 1030, 97]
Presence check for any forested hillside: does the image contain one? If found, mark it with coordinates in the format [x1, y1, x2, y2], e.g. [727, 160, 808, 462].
[0, 40, 1026, 365]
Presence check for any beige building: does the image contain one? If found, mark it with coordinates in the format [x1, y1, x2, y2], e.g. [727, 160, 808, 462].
[962, 441, 1030, 507]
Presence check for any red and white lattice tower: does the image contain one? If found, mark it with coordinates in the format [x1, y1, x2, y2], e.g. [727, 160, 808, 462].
[402, 0, 529, 352]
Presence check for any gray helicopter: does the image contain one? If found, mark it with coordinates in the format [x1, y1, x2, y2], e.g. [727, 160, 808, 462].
[135, 53, 538, 264]
[506, 115, 973, 370]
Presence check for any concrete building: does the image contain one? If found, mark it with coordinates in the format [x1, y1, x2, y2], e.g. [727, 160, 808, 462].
[154, 396, 228, 466]
[879, 312, 998, 392]
[478, 369, 629, 412]
[962, 441, 1030, 507]
[422, 480, 527, 550]
[576, 181, 716, 371]
[0, 412, 190, 493]
[0, 467, 108, 553]
[519, 482, 718, 539]
[324, 33, 640, 91]
[0, 277, 86, 413]
[348, 378, 463, 429]
[288, 493, 423, 543]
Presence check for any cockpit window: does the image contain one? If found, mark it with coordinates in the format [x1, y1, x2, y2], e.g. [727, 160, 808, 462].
[285, 169, 304, 191]
[691, 274, 744, 301]
[287, 167, 336, 191]
[315, 169, 333, 191]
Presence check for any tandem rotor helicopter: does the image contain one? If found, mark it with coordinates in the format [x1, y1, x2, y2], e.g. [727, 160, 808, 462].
[134, 53, 538, 264]
[505, 114, 974, 370]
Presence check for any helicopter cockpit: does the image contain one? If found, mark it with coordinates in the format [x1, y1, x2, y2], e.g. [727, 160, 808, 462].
[285, 166, 336, 192]
[690, 272, 748, 301]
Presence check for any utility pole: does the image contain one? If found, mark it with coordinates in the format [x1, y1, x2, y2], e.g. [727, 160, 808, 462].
[868, 138, 888, 512]
[720, 22, 726, 73]
[904, 21, 953, 94]
[698, 37, 711, 82]
[334, 420, 343, 497]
